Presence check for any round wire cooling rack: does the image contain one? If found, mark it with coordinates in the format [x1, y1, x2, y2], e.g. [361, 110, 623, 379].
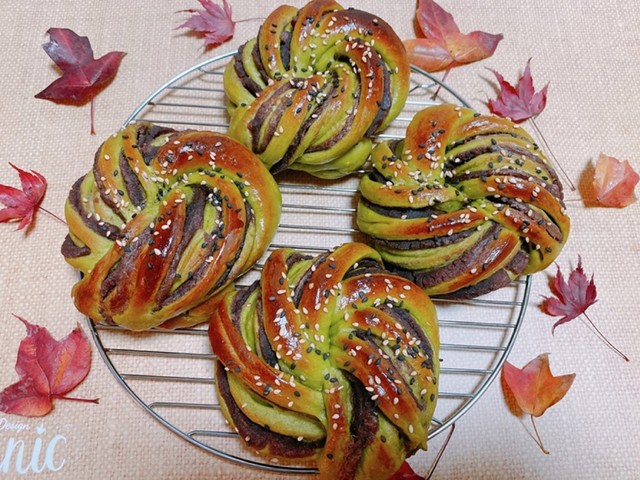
[88, 51, 531, 474]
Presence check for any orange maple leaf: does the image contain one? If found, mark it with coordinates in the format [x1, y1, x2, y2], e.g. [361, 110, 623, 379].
[502, 353, 575, 453]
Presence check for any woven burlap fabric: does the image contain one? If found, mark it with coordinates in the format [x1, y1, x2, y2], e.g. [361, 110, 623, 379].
[1, 0, 639, 478]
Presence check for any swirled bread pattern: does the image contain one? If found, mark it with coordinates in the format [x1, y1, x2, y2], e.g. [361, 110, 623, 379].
[224, 0, 410, 179]
[357, 104, 570, 298]
[209, 243, 439, 480]
[61, 122, 281, 330]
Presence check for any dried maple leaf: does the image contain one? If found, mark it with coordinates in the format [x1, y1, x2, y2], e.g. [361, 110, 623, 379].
[0, 163, 47, 231]
[502, 353, 575, 454]
[592, 153, 639, 208]
[542, 257, 629, 361]
[177, 0, 236, 49]
[488, 59, 548, 123]
[0, 316, 98, 417]
[543, 256, 597, 332]
[404, 0, 503, 74]
[487, 60, 576, 191]
[389, 461, 422, 480]
[35, 28, 126, 134]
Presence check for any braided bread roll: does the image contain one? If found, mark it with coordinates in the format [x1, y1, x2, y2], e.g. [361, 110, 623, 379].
[224, 0, 410, 179]
[61, 122, 281, 330]
[209, 243, 439, 480]
[357, 104, 570, 298]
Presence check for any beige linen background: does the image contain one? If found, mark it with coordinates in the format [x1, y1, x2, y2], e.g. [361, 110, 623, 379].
[1, 0, 639, 478]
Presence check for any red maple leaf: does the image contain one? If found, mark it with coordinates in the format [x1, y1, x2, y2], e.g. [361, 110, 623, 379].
[542, 257, 629, 361]
[502, 353, 575, 454]
[542, 256, 597, 333]
[592, 153, 639, 208]
[35, 28, 126, 134]
[177, 0, 236, 49]
[404, 0, 503, 74]
[0, 163, 48, 231]
[389, 461, 422, 480]
[488, 59, 548, 123]
[0, 316, 98, 417]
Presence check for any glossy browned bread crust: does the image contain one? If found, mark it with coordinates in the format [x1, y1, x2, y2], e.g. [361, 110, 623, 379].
[224, 0, 410, 179]
[209, 243, 439, 479]
[358, 104, 570, 298]
[62, 122, 281, 330]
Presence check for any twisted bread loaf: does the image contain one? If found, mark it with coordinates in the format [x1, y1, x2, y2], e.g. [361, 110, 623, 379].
[209, 243, 439, 480]
[357, 104, 570, 298]
[61, 122, 281, 330]
[224, 0, 410, 179]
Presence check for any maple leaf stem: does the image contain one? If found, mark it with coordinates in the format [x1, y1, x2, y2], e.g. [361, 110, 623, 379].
[235, 17, 265, 23]
[430, 69, 451, 101]
[425, 422, 456, 479]
[528, 117, 576, 191]
[581, 312, 630, 362]
[563, 197, 593, 203]
[38, 206, 67, 226]
[51, 394, 99, 405]
[90, 96, 96, 136]
[530, 415, 550, 455]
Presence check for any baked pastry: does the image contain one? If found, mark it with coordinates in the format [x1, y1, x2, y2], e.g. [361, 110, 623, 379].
[209, 242, 439, 480]
[357, 104, 570, 298]
[224, 0, 410, 179]
[61, 122, 281, 330]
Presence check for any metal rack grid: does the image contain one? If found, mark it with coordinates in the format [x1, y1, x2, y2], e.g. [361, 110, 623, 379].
[88, 51, 531, 474]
